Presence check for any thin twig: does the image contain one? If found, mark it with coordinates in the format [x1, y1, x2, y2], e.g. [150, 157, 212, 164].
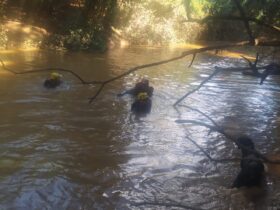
[176, 119, 280, 164]
[0, 58, 102, 84]
[177, 104, 219, 127]
[173, 67, 221, 106]
[185, 135, 240, 163]
[88, 83, 106, 103]
[0, 59, 18, 74]
[214, 64, 274, 73]
[176, 120, 218, 132]
[188, 53, 196, 67]
[254, 53, 259, 66]
[175, 105, 261, 164]
[132, 201, 204, 210]
[174, 105, 239, 163]
[241, 53, 260, 74]
[16, 68, 103, 84]
[241, 55, 253, 67]
[215, 66, 254, 72]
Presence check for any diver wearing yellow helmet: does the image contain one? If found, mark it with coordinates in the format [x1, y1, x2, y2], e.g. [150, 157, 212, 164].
[136, 92, 149, 101]
[117, 78, 154, 97]
[117, 78, 154, 114]
[44, 72, 63, 88]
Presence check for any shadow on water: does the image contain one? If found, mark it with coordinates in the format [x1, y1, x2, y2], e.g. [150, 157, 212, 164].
[0, 47, 280, 209]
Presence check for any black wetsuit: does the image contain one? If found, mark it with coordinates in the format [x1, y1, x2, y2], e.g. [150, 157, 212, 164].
[131, 98, 152, 114]
[44, 79, 62, 88]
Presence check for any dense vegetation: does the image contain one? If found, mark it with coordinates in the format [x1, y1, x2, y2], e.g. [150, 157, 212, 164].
[0, 0, 279, 51]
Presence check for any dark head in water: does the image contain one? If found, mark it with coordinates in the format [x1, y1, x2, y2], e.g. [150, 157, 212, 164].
[134, 79, 154, 97]
[235, 136, 255, 157]
[117, 78, 154, 97]
[131, 92, 152, 114]
[232, 136, 265, 188]
[44, 72, 62, 88]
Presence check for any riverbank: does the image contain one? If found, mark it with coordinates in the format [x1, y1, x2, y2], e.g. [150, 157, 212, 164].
[0, 19, 273, 64]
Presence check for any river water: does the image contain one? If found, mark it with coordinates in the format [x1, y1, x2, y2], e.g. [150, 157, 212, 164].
[0, 47, 280, 210]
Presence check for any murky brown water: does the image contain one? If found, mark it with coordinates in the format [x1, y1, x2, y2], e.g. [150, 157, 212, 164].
[0, 47, 280, 210]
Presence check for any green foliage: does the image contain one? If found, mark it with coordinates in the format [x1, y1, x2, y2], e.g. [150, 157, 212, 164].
[197, 0, 280, 24]
[183, 0, 212, 18]
[0, 0, 279, 49]
[241, 0, 280, 24]
[116, 0, 201, 45]
[181, 0, 280, 41]
[1, 0, 117, 51]
[184, 0, 280, 25]
[62, 28, 107, 51]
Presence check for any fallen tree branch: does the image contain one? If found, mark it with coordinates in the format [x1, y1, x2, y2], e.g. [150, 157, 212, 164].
[106, 42, 250, 84]
[91, 40, 278, 103]
[87, 41, 254, 102]
[173, 67, 221, 106]
[239, 53, 280, 84]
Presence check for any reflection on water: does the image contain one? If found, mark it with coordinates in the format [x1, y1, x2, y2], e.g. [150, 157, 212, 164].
[0, 47, 280, 209]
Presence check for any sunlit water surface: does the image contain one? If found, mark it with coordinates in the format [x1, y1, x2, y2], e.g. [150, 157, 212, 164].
[0, 47, 280, 210]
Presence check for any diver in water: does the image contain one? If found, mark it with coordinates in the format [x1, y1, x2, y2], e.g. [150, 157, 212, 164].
[44, 72, 62, 88]
[232, 136, 265, 188]
[131, 92, 152, 114]
[117, 79, 154, 97]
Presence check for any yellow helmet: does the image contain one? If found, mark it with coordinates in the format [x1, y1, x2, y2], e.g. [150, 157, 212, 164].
[50, 72, 62, 80]
[137, 92, 149, 100]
